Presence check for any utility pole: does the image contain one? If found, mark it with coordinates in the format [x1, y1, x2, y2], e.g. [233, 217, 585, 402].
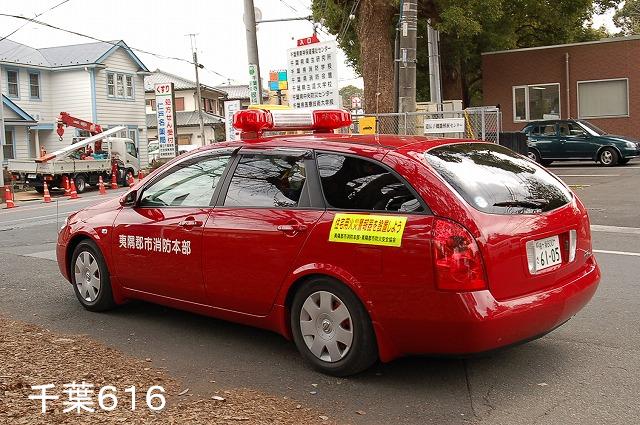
[243, 0, 262, 105]
[427, 19, 442, 106]
[0, 66, 5, 188]
[188, 33, 206, 145]
[397, 0, 417, 114]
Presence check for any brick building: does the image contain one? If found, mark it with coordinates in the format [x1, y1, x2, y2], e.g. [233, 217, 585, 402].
[482, 36, 640, 139]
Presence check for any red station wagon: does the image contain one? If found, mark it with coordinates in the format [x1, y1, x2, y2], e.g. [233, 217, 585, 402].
[57, 109, 600, 376]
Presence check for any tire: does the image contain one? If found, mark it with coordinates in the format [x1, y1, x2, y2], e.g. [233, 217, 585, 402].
[70, 240, 116, 312]
[74, 175, 87, 193]
[527, 149, 541, 163]
[598, 147, 619, 167]
[290, 277, 378, 376]
[34, 186, 44, 194]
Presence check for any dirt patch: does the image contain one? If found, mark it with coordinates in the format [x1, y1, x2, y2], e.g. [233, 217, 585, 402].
[0, 317, 336, 424]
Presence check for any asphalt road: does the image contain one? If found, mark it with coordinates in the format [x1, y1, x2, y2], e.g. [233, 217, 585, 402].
[1, 162, 639, 424]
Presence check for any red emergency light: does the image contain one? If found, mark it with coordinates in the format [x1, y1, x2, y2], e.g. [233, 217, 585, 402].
[232, 108, 352, 138]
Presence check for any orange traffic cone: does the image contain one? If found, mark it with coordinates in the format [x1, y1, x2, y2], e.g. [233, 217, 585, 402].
[4, 185, 16, 209]
[127, 173, 134, 188]
[63, 175, 71, 196]
[137, 170, 144, 180]
[69, 179, 80, 199]
[98, 176, 107, 195]
[111, 169, 118, 189]
[43, 181, 52, 203]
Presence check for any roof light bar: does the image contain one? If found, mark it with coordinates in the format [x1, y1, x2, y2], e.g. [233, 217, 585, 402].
[232, 108, 352, 138]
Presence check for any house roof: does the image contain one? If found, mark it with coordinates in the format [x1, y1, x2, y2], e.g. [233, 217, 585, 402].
[2, 95, 37, 123]
[482, 35, 640, 56]
[146, 111, 224, 128]
[0, 39, 149, 71]
[144, 69, 227, 95]
[214, 84, 268, 100]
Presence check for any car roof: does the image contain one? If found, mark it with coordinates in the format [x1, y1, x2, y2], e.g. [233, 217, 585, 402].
[193, 133, 482, 157]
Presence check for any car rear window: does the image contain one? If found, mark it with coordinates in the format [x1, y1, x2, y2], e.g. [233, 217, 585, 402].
[424, 143, 572, 214]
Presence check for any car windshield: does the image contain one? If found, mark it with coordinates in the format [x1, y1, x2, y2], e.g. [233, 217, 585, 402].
[424, 143, 573, 214]
[577, 120, 607, 136]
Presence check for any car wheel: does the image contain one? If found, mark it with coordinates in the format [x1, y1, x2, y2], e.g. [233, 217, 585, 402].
[290, 277, 378, 376]
[598, 147, 619, 166]
[74, 175, 87, 193]
[527, 149, 541, 163]
[71, 240, 116, 312]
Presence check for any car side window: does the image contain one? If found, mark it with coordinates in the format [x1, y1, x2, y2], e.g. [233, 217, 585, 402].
[529, 125, 541, 136]
[317, 153, 424, 213]
[541, 124, 557, 136]
[223, 154, 309, 208]
[139, 154, 231, 207]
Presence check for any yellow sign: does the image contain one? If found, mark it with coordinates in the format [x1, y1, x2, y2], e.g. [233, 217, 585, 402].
[358, 116, 377, 135]
[329, 213, 407, 247]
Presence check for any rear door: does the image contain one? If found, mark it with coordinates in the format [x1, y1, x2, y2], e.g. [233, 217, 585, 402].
[202, 149, 324, 315]
[531, 122, 561, 158]
[112, 151, 232, 302]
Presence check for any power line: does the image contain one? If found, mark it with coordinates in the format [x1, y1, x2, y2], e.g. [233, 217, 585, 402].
[0, 0, 71, 43]
[279, 0, 298, 13]
[0, 12, 233, 82]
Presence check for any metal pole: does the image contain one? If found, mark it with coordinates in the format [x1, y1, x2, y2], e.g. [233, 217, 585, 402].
[188, 34, 206, 146]
[244, 0, 262, 105]
[427, 20, 442, 106]
[398, 0, 417, 115]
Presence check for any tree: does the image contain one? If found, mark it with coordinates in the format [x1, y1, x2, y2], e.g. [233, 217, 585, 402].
[312, 0, 619, 110]
[339, 84, 364, 109]
[614, 0, 640, 34]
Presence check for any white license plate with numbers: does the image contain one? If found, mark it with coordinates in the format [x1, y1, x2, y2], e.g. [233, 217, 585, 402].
[534, 236, 562, 271]
[27, 174, 37, 179]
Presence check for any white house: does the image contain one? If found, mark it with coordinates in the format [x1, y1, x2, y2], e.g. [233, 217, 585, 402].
[145, 70, 226, 146]
[0, 39, 150, 166]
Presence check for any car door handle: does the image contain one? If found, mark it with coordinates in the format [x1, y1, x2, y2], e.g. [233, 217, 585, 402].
[277, 223, 307, 233]
[179, 218, 203, 228]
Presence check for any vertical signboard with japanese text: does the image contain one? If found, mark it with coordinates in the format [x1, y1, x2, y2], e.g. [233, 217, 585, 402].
[224, 100, 241, 141]
[287, 40, 340, 109]
[154, 83, 178, 158]
[248, 64, 260, 105]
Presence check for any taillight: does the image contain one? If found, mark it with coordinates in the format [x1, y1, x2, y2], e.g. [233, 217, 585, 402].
[432, 218, 487, 291]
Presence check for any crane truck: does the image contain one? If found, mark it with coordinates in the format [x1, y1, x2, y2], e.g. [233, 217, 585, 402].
[7, 113, 140, 193]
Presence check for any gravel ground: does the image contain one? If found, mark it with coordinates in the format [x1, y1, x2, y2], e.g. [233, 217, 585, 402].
[0, 317, 336, 424]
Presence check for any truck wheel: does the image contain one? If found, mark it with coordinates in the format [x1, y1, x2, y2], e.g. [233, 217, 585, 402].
[35, 186, 44, 194]
[74, 175, 88, 193]
[290, 277, 378, 376]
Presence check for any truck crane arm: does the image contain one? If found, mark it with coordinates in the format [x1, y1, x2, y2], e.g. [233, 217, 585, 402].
[56, 112, 103, 139]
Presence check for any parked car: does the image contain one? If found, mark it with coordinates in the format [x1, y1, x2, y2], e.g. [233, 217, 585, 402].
[57, 109, 600, 376]
[522, 119, 640, 166]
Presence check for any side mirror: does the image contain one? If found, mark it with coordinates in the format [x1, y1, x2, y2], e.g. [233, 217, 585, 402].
[119, 190, 138, 207]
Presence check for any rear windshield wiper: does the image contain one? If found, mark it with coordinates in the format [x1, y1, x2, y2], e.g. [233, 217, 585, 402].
[493, 199, 549, 208]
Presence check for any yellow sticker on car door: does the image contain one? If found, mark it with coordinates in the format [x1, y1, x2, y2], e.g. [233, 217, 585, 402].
[329, 213, 407, 247]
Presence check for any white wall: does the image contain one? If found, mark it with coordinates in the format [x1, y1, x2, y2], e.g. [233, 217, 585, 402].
[0, 67, 54, 125]
[95, 47, 148, 166]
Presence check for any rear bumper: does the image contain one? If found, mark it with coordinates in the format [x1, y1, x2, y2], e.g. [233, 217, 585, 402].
[380, 257, 600, 359]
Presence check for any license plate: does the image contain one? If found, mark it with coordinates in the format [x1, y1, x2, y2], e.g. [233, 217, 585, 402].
[533, 236, 562, 271]
[27, 174, 37, 179]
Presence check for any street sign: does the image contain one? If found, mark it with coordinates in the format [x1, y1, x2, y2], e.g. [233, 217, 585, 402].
[154, 83, 178, 158]
[224, 100, 241, 141]
[248, 64, 260, 105]
[424, 118, 465, 134]
[268, 70, 288, 91]
[287, 39, 340, 109]
[296, 33, 319, 46]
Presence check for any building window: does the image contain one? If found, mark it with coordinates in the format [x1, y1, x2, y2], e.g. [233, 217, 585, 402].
[28, 72, 40, 99]
[126, 75, 133, 98]
[107, 73, 115, 96]
[107, 72, 134, 99]
[7, 70, 19, 98]
[3, 129, 14, 160]
[146, 99, 156, 111]
[175, 97, 185, 111]
[578, 79, 628, 119]
[513, 83, 560, 122]
[128, 129, 137, 143]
